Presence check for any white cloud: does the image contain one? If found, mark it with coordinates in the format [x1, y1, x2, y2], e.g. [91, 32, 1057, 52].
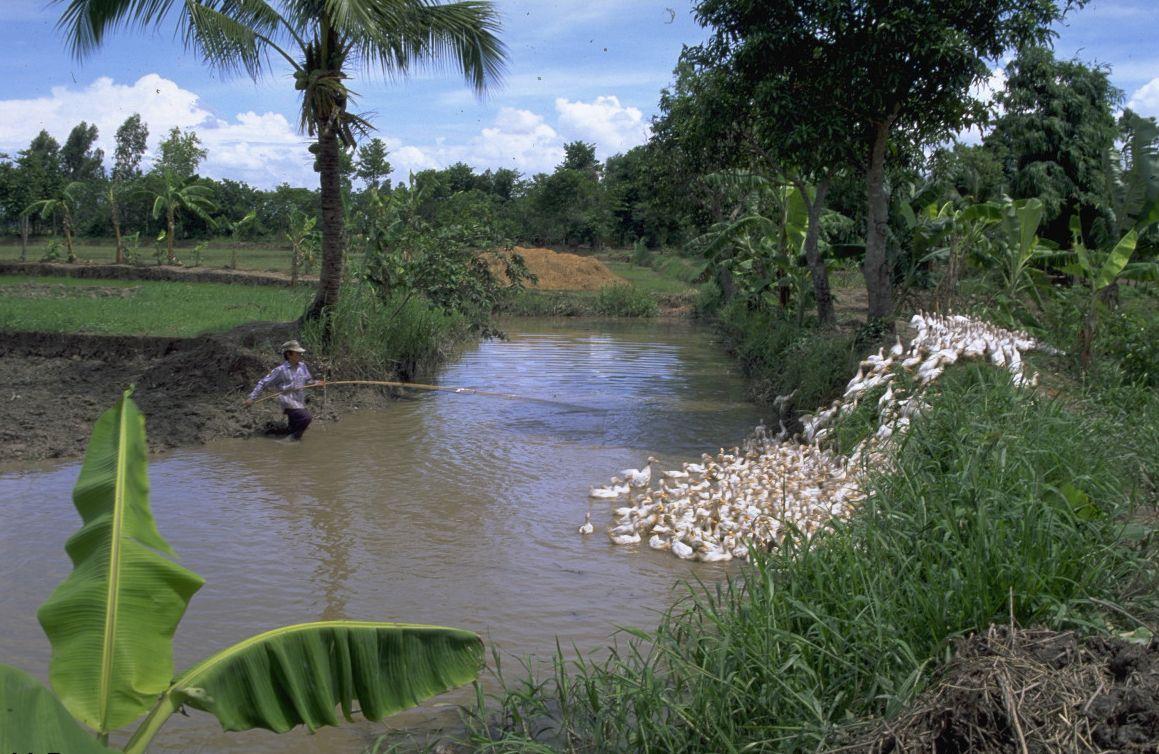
[0, 74, 312, 188]
[554, 96, 650, 157]
[382, 106, 565, 178]
[1126, 77, 1159, 118]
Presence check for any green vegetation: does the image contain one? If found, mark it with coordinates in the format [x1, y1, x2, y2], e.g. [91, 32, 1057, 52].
[0, 391, 484, 753]
[299, 282, 468, 381]
[464, 365, 1156, 752]
[0, 276, 312, 336]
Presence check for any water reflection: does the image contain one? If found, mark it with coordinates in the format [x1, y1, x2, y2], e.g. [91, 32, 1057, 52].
[0, 319, 764, 752]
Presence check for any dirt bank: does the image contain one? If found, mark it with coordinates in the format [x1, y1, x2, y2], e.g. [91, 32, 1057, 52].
[0, 260, 315, 287]
[0, 324, 389, 465]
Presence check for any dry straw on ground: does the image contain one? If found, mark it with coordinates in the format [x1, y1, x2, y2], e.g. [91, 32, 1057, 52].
[490, 247, 623, 290]
[841, 623, 1158, 753]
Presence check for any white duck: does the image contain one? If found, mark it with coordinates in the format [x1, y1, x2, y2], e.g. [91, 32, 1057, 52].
[578, 512, 594, 535]
[620, 457, 657, 488]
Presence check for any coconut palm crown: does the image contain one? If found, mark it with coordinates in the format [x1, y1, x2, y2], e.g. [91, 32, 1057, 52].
[55, 0, 507, 319]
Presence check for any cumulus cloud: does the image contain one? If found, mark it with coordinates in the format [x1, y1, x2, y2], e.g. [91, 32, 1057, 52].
[382, 106, 565, 179]
[1126, 77, 1159, 118]
[555, 95, 651, 156]
[0, 74, 312, 188]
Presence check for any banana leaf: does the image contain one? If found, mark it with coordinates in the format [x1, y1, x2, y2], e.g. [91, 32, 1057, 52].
[1094, 229, 1138, 290]
[36, 390, 204, 734]
[124, 621, 484, 752]
[0, 664, 116, 753]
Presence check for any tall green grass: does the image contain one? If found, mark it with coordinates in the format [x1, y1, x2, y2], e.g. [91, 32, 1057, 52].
[717, 301, 872, 411]
[299, 282, 468, 380]
[463, 365, 1155, 752]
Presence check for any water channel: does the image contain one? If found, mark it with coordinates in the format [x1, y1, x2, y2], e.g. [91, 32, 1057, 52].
[0, 318, 766, 752]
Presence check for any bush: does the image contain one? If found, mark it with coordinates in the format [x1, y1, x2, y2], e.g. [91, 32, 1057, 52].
[595, 284, 659, 317]
[299, 282, 468, 380]
[717, 301, 866, 411]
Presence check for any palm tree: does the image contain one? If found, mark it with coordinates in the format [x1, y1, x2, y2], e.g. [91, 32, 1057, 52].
[147, 171, 218, 264]
[23, 181, 86, 263]
[57, 0, 506, 321]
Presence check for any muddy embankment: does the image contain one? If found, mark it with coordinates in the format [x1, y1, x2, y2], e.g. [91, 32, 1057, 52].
[0, 260, 317, 287]
[1, 323, 389, 465]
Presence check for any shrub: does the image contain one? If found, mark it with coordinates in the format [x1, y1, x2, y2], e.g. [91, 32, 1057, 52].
[595, 283, 659, 317]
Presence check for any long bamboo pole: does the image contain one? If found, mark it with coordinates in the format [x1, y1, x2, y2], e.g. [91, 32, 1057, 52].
[251, 379, 591, 410]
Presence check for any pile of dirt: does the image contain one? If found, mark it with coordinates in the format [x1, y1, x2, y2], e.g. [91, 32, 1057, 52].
[506, 247, 623, 291]
[844, 624, 1159, 753]
[0, 323, 390, 464]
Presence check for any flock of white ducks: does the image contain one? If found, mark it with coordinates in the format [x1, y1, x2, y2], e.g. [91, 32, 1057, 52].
[581, 313, 1051, 562]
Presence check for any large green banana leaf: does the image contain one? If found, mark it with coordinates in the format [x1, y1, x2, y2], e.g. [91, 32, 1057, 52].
[36, 390, 204, 734]
[0, 664, 116, 753]
[124, 621, 484, 752]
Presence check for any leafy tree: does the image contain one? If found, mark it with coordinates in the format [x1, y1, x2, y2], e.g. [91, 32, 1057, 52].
[355, 137, 392, 192]
[561, 141, 599, 175]
[24, 181, 87, 262]
[15, 131, 65, 252]
[113, 114, 148, 181]
[1111, 109, 1159, 241]
[692, 0, 1078, 322]
[155, 127, 206, 180]
[146, 172, 217, 264]
[55, 0, 507, 324]
[985, 46, 1120, 247]
[61, 121, 105, 182]
[110, 114, 149, 263]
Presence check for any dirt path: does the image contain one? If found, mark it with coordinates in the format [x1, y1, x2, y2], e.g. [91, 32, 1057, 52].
[0, 324, 388, 465]
[0, 260, 316, 287]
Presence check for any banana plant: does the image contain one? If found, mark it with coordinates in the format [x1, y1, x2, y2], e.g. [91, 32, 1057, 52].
[1061, 204, 1159, 370]
[1, 390, 484, 752]
[688, 171, 814, 315]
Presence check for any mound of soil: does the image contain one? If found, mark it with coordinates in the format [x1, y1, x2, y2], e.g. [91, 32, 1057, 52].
[0, 324, 389, 464]
[846, 624, 1159, 753]
[507, 247, 623, 291]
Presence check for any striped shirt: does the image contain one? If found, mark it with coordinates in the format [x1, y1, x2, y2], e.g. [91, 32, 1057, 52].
[248, 361, 314, 410]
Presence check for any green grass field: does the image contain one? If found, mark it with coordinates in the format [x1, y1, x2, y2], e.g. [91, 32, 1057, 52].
[601, 260, 697, 295]
[0, 239, 338, 275]
[0, 275, 312, 336]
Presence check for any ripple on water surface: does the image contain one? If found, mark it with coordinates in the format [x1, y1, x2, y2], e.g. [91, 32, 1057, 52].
[0, 319, 764, 752]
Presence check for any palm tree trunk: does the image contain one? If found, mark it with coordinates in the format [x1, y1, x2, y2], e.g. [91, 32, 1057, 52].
[306, 123, 345, 322]
[166, 206, 176, 264]
[863, 120, 894, 323]
[110, 183, 124, 264]
[801, 178, 834, 325]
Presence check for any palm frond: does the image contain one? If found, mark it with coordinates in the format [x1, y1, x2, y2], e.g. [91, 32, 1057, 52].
[54, 0, 180, 59]
[348, 0, 506, 96]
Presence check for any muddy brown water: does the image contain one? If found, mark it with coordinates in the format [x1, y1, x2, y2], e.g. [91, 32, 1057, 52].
[0, 319, 765, 752]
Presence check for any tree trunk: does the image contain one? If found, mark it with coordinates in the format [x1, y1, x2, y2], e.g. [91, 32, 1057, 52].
[19, 215, 29, 261]
[110, 183, 124, 264]
[166, 207, 176, 264]
[63, 210, 76, 263]
[863, 121, 894, 323]
[802, 178, 834, 325]
[305, 123, 345, 322]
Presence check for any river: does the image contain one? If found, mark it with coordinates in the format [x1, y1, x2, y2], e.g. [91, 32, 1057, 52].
[0, 318, 765, 752]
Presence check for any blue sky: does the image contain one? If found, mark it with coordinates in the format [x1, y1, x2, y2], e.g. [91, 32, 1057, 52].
[1, 0, 1157, 189]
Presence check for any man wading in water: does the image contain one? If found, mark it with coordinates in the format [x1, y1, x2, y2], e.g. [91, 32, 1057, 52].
[244, 340, 324, 441]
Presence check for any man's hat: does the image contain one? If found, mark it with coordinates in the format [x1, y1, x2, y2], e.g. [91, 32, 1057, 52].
[281, 340, 306, 353]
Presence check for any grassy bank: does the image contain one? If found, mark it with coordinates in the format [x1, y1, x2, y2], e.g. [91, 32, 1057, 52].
[462, 363, 1156, 752]
[0, 275, 312, 336]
